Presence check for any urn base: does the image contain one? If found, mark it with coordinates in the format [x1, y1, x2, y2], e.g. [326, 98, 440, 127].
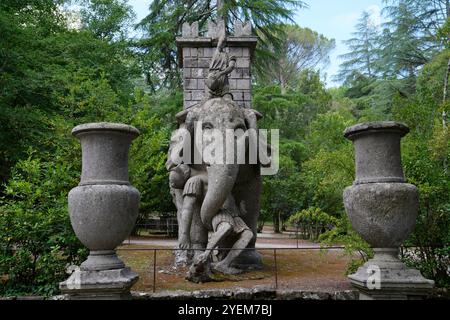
[59, 267, 139, 300]
[81, 250, 125, 271]
[348, 249, 434, 300]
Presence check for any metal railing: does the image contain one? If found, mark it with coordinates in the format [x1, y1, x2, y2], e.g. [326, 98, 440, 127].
[117, 246, 346, 293]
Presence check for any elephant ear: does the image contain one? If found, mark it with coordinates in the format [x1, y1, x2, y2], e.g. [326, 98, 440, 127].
[244, 109, 263, 129]
[175, 109, 189, 125]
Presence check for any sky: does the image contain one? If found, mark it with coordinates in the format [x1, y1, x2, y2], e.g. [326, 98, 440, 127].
[128, 0, 385, 86]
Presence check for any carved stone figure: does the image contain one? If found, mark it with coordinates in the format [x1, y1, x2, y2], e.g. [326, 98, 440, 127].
[169, 98, 265, 277]
[169, 12, 267, 281]
[204, 35, 236, 99]
[167, 96, 267, 280]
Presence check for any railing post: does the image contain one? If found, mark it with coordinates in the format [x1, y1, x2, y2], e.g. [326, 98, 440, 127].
[273, 249, 278, 290]
[153, 249, 157, 293]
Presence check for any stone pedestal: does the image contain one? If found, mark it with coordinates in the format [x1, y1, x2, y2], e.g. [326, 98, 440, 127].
[343, 122, 434, 300]
[60, 123, 140, 300]
[59, 268, 138, 300]
[349, 249, 434, 300]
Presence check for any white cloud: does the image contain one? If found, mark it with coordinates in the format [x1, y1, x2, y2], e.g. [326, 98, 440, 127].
[331, 4, 382, 30]
[331, 12, 360, 29]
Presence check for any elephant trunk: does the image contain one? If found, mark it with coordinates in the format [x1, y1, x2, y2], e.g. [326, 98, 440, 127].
[201, 164, 239, 230]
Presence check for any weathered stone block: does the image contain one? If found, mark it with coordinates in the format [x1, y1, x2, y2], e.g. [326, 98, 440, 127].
[192, 68, 205, 78]
[182, 23, 191, 37]
[198, 58, 210, 68]
[236, 58, 250, 68]
[229, 47, 243, 57]
[181, 21, 198, 38]
[231, 91, 243, 101]
[207, 20, 218, 38]
[60, 267, 138, 300]
[242, 68, 250, 78]
[191, 90, 204, 101]
[230, 68, 242, 79]
[237, 79, 250, 90]
[184, 79, 197, 90]
[184, 58, 197, 68]
[183, 68, 190, 78]
[243, 91, 252, 101]
[203, 47, 214, 58]
[182, 22, 199, 37]
[229, 79, 237, 90]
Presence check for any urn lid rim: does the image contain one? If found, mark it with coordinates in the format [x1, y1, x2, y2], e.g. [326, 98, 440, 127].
[72, 122, 140, 137]
[344, 121, 409, 139]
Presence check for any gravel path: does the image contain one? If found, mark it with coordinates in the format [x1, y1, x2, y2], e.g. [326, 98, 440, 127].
[123, 232, 343, 250]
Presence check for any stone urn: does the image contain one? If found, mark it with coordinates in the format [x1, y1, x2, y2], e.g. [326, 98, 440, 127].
[343, 122, 434, 300]
[60, 123, 140, 299]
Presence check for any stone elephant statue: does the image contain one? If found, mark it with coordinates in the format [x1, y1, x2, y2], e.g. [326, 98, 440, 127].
[171, 97, 267, 269]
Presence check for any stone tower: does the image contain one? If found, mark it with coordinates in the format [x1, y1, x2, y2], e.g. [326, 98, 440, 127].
[176, 21, 258, 109]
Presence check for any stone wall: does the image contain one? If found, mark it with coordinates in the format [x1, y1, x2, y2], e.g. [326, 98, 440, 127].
[130, 287, 359, 300]
[176, 21, 258, 109]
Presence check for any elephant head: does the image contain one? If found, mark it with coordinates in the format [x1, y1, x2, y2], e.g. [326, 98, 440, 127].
[176, 98, 263, 230]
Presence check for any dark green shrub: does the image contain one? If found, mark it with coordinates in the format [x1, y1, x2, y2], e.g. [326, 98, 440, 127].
[0, 150, 87, 296]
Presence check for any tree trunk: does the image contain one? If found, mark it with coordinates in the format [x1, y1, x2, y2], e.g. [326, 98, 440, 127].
[443, 57, 450, 104]
[273, 212, 281, 233]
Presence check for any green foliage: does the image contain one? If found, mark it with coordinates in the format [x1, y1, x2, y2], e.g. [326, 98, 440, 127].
[0, 148, 88, 296]
[255, 74, 331, 233]
[332, 3, 449, 285]
[288, 207, 337, 241]
[262, 152, 304, 233]
[389, 50, 449, 288]
[1, 0, 449, 295]
[301, 111, 355, 215]
[129, 107, 172, 214]
[136, 0, 306, 89]
[0, 0, 149, 296]
[336, 11, 380, 82]
[319, 216, 373, 275]
[253, 72, 331, 139]
[257, 24, 335, 93]
[80, 0, 136, 41]
[0, 0, 139, 184]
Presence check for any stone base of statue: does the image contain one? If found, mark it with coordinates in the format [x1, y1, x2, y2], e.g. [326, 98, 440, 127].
[59, 267, 138, 300]
[348, 249, 434, 300]
[231, 250, 263, 270]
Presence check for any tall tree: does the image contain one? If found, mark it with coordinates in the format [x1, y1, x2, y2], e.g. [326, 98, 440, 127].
[80, 0, 136, 42]
[378, 0, 449, 93]
[336, 11, 380, 82]
[257, 25, 335, 94]
[135, 0, 306, 90]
